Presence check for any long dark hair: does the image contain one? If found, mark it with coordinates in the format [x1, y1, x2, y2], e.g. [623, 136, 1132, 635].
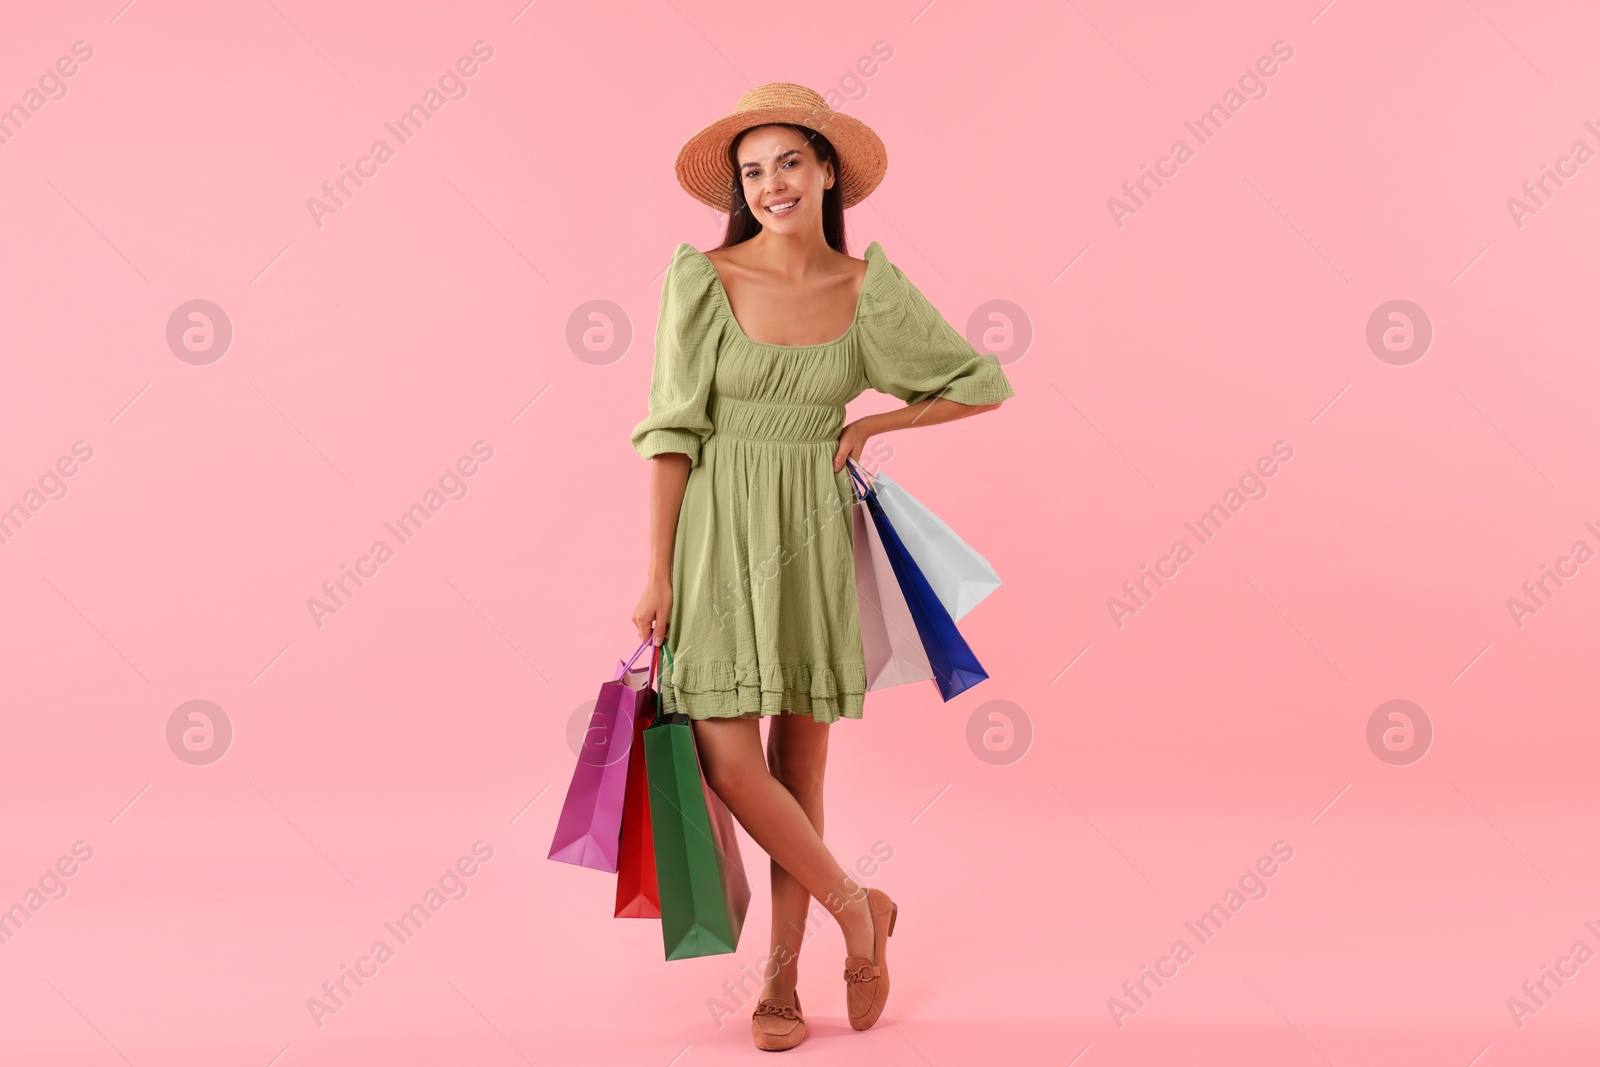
[715, 123, 849, 253]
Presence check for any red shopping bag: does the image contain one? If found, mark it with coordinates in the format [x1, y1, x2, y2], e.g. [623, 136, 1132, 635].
[615, 644, 661, 918]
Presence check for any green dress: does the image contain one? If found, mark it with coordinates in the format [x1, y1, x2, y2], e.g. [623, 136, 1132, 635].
[630, 240, 1016, 724]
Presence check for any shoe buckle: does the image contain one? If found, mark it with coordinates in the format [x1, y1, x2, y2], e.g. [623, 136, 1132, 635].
[843, 963, 879, 983]
[754, 1000, 800, 1020]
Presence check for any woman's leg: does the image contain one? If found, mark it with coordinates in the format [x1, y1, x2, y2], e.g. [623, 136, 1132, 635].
[691, 715, 875, 977]
[759, 710, 833, 1000]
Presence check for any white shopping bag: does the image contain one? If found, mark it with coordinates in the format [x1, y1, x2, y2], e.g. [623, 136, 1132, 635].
[867, 467, 1001, 621]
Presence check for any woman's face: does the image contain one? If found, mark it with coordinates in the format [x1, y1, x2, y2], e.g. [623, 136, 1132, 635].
[735, 125, 833, 232]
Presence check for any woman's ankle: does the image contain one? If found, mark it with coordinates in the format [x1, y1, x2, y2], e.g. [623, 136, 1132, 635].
[830, 892, 873, 952]
[759, 962, 799, 1000]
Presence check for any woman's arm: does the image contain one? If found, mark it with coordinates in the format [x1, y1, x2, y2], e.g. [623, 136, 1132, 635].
[833, 397, 1002, 472]
[634, 452, 691, 645]
[646, 452, 690, 581]
[869, 395, 1002, 432]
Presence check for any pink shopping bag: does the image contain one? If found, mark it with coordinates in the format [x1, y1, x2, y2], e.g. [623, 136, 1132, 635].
[852, 485, 935, 690]
[547, 638, 656, 872]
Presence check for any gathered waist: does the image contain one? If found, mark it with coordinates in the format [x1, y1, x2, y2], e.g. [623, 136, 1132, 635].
[709, 396, 843, 443]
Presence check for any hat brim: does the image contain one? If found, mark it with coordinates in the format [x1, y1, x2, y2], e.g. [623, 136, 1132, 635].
[675, 106, 887, 214]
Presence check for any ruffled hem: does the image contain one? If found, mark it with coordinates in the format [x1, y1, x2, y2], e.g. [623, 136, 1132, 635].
[661, 658, 867, 725]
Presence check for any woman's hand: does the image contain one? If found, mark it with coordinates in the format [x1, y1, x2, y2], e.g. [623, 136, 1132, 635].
[833, 417, 876, 473]
[633, 575, 673, 646]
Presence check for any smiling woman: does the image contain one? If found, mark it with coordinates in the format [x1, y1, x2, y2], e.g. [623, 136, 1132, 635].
[696, 124, 875, 348]
[628, 83, 1015, 1051]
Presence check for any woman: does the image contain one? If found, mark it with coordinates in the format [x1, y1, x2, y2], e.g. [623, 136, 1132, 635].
[630, 83, 1015, 1052]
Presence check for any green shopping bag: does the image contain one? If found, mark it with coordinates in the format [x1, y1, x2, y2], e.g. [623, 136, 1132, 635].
[643, 643, 751, 959]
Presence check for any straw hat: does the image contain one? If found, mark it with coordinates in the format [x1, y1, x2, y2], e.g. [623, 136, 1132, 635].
[674, 82, 888, 214]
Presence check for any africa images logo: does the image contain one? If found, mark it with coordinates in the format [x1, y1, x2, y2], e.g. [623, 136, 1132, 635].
[1106, 40, 1296, 229]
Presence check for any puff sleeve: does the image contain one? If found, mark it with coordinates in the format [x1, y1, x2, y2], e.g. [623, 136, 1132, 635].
[859, 257, 1017, 408]
[630, 244, 724, 469]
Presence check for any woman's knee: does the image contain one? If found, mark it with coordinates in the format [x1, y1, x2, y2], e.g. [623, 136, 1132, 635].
[702, 759, 750, 806]
[695, 720, 764, 803]
[767, 745, 827, 801]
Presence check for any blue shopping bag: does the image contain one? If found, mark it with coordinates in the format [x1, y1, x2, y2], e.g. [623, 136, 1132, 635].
[846, 459, 989, 701]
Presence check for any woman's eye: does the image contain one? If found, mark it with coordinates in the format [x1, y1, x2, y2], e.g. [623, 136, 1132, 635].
[741, 160, 797, 180]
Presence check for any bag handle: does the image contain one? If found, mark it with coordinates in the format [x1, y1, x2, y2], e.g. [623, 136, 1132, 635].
[654, 641, 670, 695]
[622, 636, 653, 672]
[844, 456, 876, 501]
[619, 634, 671, 681]
[632, 641, 664, 726]
[652, 641, 691, 727]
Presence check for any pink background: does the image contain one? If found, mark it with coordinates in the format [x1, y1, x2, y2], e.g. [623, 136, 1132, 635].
[3, 0, 1597, 1063]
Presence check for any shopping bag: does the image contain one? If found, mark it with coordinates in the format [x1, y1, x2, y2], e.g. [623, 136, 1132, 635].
[614, 645, 661, 918]
[852, 492, 935, 690]
[847, 461, 989, 701]
[867, 465, 1001, 621]
[617, 655, 651, 688]
[547, 638, 655, 872]
[643, 643, 751, 959]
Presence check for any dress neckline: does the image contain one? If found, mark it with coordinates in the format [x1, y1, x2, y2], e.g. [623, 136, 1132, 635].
[687, 241, 881, 351]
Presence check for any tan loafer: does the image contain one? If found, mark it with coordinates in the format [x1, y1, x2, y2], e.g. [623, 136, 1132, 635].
[751, 989, 806, 1051]
[844, 887, 898, 1030]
